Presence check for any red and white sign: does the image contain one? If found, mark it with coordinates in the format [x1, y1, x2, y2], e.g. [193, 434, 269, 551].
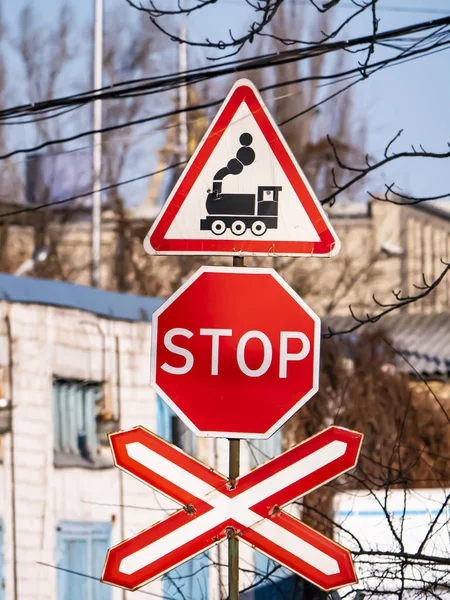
[144, 79, 340, 258]
[151, 266, 320, 439]
[102, 425, 362, 592]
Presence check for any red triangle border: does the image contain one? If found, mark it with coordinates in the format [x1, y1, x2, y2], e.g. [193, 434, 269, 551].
[148, 83, 338, 256]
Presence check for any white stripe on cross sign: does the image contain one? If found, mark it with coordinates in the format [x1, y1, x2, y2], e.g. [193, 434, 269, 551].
[102, 425, 363, 592]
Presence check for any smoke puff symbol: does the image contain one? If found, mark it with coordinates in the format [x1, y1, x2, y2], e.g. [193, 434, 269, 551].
[214, 133, 255, 181]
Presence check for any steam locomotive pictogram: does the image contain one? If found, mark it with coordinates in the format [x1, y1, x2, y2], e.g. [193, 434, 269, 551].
[200, 133, 281, 236]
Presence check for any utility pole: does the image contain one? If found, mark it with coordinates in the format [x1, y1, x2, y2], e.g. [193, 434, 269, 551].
[92, 0, 103, 287]
[178, 23, 188, 165]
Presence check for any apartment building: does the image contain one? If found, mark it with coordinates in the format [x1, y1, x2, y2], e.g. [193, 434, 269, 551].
[0, 274, 283, 600]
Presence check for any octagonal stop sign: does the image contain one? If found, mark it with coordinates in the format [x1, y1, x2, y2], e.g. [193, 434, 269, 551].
[151, 267, 320, 438]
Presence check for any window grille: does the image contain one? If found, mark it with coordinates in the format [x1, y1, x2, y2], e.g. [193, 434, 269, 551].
[53, 379, 102, 461]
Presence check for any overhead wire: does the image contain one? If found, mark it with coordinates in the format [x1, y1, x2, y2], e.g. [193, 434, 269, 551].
[0, 82, 293, 159]
[0, 14, 449, 124]
[302, 0, 450, 15]
[2, 83, 314, 166]
[1, 21, 449, 163]
[1, 41, 448, 218]
[0, 162, 186, 219]
[0, 14, 449, 220]
[1, 27, 447, 223]
[223, 0, 450, 15]
[354, 3, 450, 15]
[1, 104, 85, 126]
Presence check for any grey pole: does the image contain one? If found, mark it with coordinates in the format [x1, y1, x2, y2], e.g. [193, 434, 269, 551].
[178, 23, 188, 165]
[228, 438, 240, 600]
[92, 0, 103, 287]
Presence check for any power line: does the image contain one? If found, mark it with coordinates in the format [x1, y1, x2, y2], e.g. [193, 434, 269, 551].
[1, 104, 84, 126]
[1, 81, 329, 166]
[0, 15, 448, 221]
[0, 161, 186, 220]
[365, 2, 450, 15]
[1, 28, 448, 224]
[0, 14, 449, 124]
[1, 25, 448, 163]
[0, 100, 219, 161]
[37, 562, 174, 599]
[0, 31, 448, 220]
[311, 1, 450, 15]
[220, 0, 450, 15]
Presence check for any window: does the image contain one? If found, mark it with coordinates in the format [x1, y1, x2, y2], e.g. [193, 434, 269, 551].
[249, 575, 303, 600]
[163, 552, 210, 600]
[56, 521, 111, 600]
[247, 429, 283, 469]
[157, 397, 208, 599]
[0, 521, 4, 600]
[156, 396, 196, 456]
[53, 379, 101, 464]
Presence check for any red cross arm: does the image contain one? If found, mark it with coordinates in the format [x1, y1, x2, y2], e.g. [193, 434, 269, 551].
[108, 426, 225, 506]
[101, 426, 362, 592]
[245, 512, 357, 591]
[102, 427, 228, 590]
[235, 426, 363, 591]
[102, 508, 220, 591]
[242, 426, 362, 513]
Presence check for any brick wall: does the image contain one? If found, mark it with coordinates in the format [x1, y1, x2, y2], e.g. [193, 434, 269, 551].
[0, 299, 258, 600]
[0, 303, 165, 600]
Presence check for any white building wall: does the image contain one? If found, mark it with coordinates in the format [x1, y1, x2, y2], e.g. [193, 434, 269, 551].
[0, 302, 168, 600]
[334, 488, 450, 596]
[0, 299, 257, 600]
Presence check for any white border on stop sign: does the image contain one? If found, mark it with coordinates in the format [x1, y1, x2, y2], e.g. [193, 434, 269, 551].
[150, 266, 321, 439]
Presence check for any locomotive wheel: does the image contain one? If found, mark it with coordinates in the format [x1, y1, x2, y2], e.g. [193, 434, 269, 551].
[211, 220, 226, 235]
[251, 221, 267, 236]
[231, 220, 246, 236]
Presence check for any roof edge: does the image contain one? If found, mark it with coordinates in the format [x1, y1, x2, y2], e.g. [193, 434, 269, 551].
[0, 273, 164, 323]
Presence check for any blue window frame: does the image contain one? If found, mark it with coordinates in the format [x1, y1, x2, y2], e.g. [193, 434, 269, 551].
[248, 429, 283, 470]
[0, 521, 4, 600]
[157, 397, 208, 599]
[56, 521, 111, 600]
[53, 379, 101, 461]
[156, 396, 196, 456]
[163, 552, 210, 600]
[251, 574, 303, 599]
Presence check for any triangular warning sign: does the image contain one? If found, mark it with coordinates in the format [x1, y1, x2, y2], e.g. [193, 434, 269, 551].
[144, 79, 340, 257]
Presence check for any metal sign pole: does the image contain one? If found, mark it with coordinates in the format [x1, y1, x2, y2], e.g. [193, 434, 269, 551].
[228, 437, 240, 600]
[91, 0, 103, 288]
[229, 255, 243, 599]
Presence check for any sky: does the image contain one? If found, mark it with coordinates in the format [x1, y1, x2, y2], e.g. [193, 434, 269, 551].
[2, 0, 450, 211]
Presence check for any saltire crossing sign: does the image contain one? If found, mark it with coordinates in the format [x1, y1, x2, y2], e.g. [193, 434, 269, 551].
[102, 425, 362, 591]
